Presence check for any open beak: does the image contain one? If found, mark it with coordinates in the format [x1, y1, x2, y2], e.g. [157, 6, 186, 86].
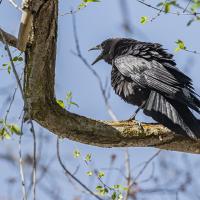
[89, 45, 103, 65]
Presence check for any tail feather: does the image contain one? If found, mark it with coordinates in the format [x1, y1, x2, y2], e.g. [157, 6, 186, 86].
[143, 91, 200, 139]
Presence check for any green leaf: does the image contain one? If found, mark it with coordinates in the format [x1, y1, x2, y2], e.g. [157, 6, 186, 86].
[118, 193, 123, 200]
[164, 2, 171, 13]
[140, 16, 148, 24]
[96, 186, 108, 196]
[98, 171, 105, 178]
[85, 153, 91, 162]
[86, 171, 93, 176]
[191, 0, 200, 12]
[96, 185, 103, 190]
[78, 2, 87, 9]
[78, 0, 100, 10]
[56, 99, 65, 108]
[66, 91, 72, 101]
[4, 132, 11, 139]
[0, 128, 11, 140]
[65, 91, 79, 108]
[111, 192, 117, 200]
[10, 124, 21, 135]
[175, 39, 186, 52]
[100, 188, 108, 196]
[113, 184, 121, 189]
[69, 101, 79, 107]
[2, 63, 7, 67]
[18, 57, 23, 61]
[73, 149, 81, 158]
[12, 56, 18, 62]
[7, 65, 11, 74]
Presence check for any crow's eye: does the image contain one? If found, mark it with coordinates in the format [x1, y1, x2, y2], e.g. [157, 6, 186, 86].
[101, 43, 105, 48]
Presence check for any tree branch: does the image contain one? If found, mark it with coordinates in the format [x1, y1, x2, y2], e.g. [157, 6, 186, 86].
[0, 27, 17, 48]
[1, 0, 197, 155]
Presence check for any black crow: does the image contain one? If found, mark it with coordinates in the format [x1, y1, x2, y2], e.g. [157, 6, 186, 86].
[90, 38, 200, 139]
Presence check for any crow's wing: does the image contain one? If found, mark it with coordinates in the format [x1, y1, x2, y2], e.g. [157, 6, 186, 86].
[114, 55, 200, 138]
[114, 55, 200, 113]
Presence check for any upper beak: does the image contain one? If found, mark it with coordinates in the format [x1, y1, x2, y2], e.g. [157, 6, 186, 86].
[88, 45, 101, 51]
[89, 45, 103, 65]
[88, 46, 100, 51]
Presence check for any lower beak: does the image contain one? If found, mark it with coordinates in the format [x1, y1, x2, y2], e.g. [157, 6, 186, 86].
[91, 52, 104, 65]
[89, 45, 103, 65]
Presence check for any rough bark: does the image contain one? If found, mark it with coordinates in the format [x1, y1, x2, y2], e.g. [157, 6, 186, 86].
[2, 0, 200, 154]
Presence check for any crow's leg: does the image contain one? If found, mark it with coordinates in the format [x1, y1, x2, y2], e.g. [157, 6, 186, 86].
[128, 101, 146, 121]
[128, 107, 141, 120]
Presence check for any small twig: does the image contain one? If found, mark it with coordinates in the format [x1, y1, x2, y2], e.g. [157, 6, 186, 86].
[119, 0, 133, 34]
[29, 120, 37, 200]
[183, 48, 200, 55]
[124, 148, 132, 200]
[4, 72, 23, 123]
[4, 85, 18, 122]
[56, 137, 103, 200]
[60, 9, 78, 16]
[183, 0, 192, 13]
[150, 0, 166, 22]
[136, 0, 200, 16]
[7, 0, 22, 11]
[139, 162, 155, 184]
[18, 114, 27, 200]
[134, 150, 161, 182]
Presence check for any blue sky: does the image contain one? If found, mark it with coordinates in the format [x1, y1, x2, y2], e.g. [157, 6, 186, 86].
[1, 0, 200, 199]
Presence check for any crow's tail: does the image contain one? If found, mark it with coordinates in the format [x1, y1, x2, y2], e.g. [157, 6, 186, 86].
[143, 91, 200, 139]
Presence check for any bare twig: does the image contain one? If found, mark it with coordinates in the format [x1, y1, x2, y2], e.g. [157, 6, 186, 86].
[56, 137, 103, 200]
[136, 0, 200, 15]
[7, 0, 22, 11]
[4, 85, 18, 122]
[134, 150, 161, 182]
[124, 148, 132, 200]
[18, 114, 27, 200]
[183, 48, 200, 55]
[29, 120, 37, 200]
[60, 9, 78, 16]
[119, 0, 133, 34]
[150, 0, 166, 22]
[4, 72, 23, 123]
[183, 0, 192, 13]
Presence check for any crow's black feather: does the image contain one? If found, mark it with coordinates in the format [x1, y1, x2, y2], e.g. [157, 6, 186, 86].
[91, 38, 200, 139]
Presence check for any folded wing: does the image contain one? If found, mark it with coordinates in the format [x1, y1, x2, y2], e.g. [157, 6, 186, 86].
[114, 55, 200, 138]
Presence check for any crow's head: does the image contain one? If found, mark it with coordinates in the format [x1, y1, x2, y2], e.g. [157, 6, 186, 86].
[89, 38, 120, 65]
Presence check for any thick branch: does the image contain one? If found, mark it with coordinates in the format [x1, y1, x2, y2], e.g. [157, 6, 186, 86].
[0, 28, 17, 48]
[21, 0, 200, 154]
